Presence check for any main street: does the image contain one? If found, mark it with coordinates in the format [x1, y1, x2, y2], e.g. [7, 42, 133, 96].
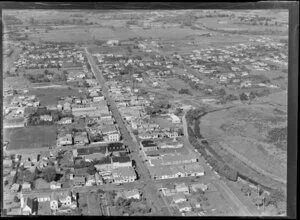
[84, 47, 171, 215]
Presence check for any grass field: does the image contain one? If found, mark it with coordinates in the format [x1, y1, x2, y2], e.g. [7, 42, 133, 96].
[200, 100, 287, 188]
[28, 87, 83, 106]
[3, 76, 33, 90]
[4, 125, 57, 150]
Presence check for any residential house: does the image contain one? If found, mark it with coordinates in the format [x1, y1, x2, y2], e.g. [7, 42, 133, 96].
[169, 113, 181, 124]
[94, 172, 103, 186]
[190, 183, 208, 192]
[57, 133, 73, 146]
[160, 184, 177, 196]
[74, 132, 89, 145]
[50, 181, 62, 190]
[189, 198, 201, 209]
[177, 201, 192, 213]
[94, 157, 113, 172]
[3, 159, 12, 168]
[123, 189, 140, 200]
[57, 117, 72, 125]
[40, 115, 53, 121]
[107, 142, 126, 156]
[22, 198, 38, 215]
[140, 140, 158, 152]
[159, 141, 183, 149]
[34, 178, 50, 190]
[50, 191, 73, 211]
[175, 183, 189, 195]
[21, 182, 31, 192]
[73, 176, 85, 187]
[112, 156, 132, 169]
[85, 175, 96, 186]
[10, 183, 20, 193]
[173, 192, 187, 204]
[107, 132, 120, 142]
[112, 167, 137, 184]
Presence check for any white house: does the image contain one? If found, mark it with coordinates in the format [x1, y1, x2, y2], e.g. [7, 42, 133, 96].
[173, 193, 187, 204]
[123, 189, 140, 200]
[169, 113, 181, 124]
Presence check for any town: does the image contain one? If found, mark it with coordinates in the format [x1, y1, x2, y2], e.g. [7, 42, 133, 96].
[3, 9, 288, 216]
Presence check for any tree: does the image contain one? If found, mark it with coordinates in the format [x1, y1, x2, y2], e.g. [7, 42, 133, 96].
[42, 166, 57, 182]
[17, 169, 36, 184]
[216, 88, 226, 96]
[239, 92, 248, 101]
[87, 165, 96, 175]
[4, 180, 9, 186]
[241, 185, 252, 196]
[14, 196, 20, 203]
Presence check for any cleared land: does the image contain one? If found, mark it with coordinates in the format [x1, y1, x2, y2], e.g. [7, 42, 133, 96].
[28, 87, 83, 106]
[200, 91, 287, 188]
[4, 125, 57, 150]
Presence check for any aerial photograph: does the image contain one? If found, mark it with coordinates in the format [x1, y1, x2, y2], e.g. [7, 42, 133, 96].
[2, 9, 288, 216]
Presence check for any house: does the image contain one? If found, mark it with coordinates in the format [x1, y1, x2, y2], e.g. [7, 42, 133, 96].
[40, 115, 53, 121]
[34, 178, 50, 190]
[160, 154, 198, 166]
[160, 184, 177, 196]
[73, 176, 85, 187]
[107, 142, 126, 156]
[112, 167, 137, 184]
[240, 81, 252, 88]
[189, 198, 201, 209]
[36, 193, 51, 203]
[190, 183, 208, 192]
[175, 183, 189, 195]
[74, 132, 89, 145]
[57, 133, 73, 146]
[3, 158, 12, 168]
[159, 141, 183, 149]
[107, 40, 119, 46]
[50, 191, 73, 210]
[74, 167, 89, 177]
[22, 197, 38, 215]
[177, 201, 192, 213]
[123, 189, 140, 200]
[94, 172, 103, 185]
[112, 156, 132, 168]
[140, 140, 158, 152]
[21, 182, 31, 192]
[101, 124, 118, 135]
[108, 132, 120, 142]
[10, 183, 20, 193]
[50, 181, 62, 190]
[85, 175, 96, 186]
[169, 113, 181, 124]
[173, 192, 187, 204]
[94, 157, 113, 172]
[57, 117, 72, 125]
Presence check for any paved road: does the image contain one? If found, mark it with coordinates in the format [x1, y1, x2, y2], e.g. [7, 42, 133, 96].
[214, 180, 253, 216]
[84, 47, 171, 216]
[182, 110, 254, 216]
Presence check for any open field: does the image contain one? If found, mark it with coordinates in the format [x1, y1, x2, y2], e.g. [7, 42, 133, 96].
[200, 93, 287, 188]
[3, 76, 33, 90]
[4, 125, 57, 150]
[28, 86, 83, 106]
[30, 28, 94, 43]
